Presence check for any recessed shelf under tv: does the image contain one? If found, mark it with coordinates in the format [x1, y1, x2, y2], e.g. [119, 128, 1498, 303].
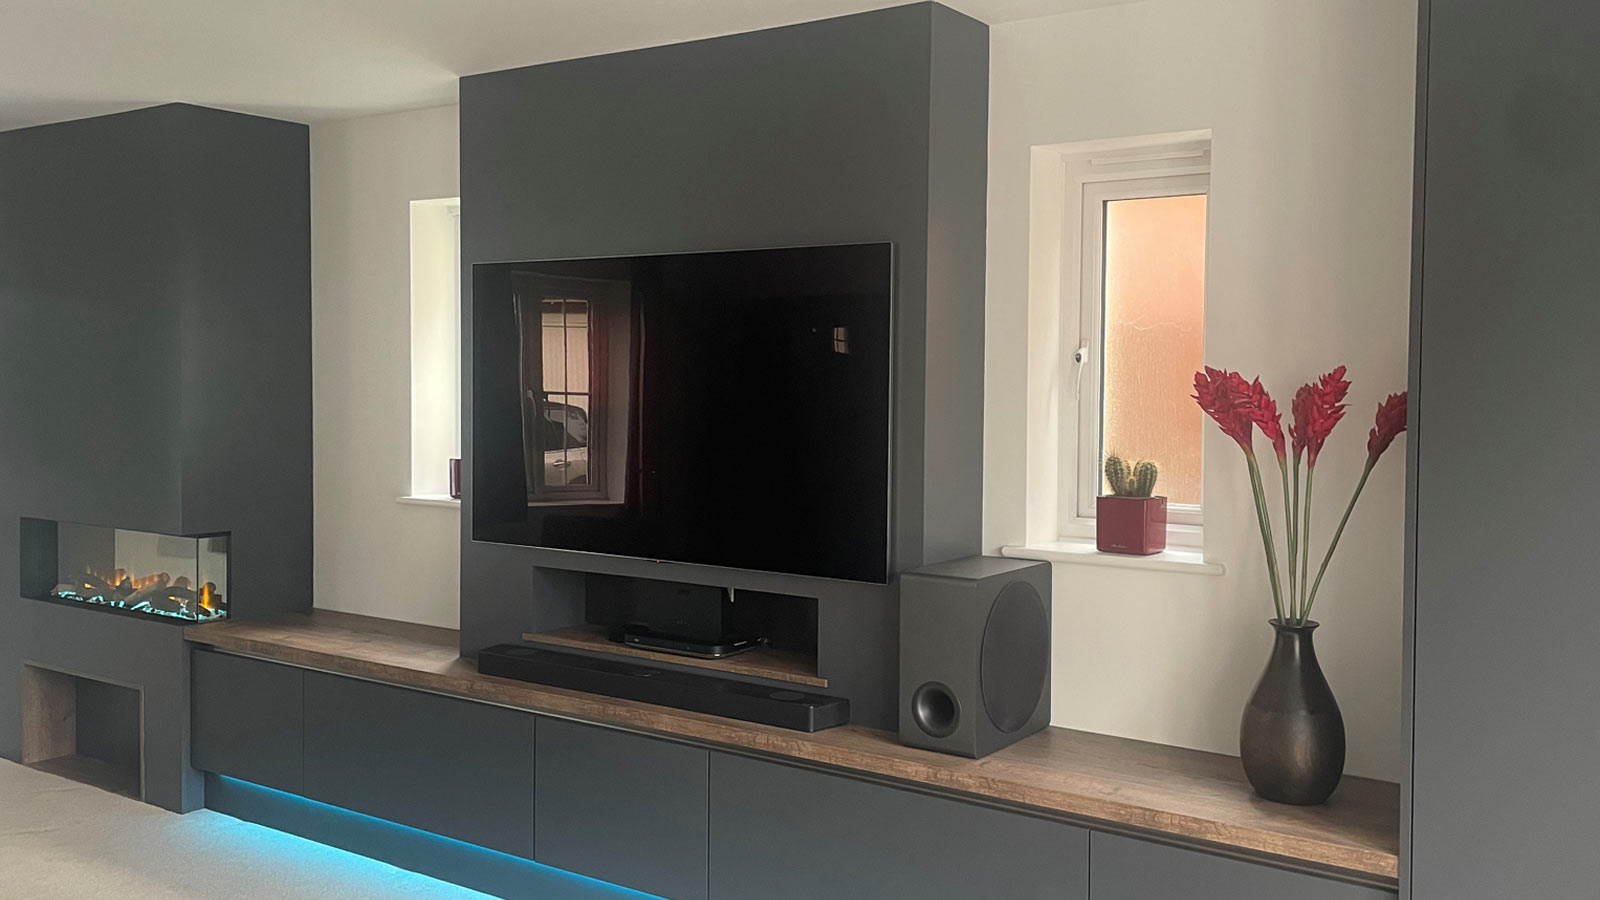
[522, 624, 827, 688]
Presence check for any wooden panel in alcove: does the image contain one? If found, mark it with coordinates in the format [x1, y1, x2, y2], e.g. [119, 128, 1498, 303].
[20, 665, 75, 764]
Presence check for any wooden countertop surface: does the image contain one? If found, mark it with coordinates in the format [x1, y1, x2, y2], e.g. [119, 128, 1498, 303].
[185, 610, 1400, 886]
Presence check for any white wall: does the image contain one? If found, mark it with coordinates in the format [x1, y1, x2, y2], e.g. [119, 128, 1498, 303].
[985, 0, 1416, 780]
[311, 104, 461, 629]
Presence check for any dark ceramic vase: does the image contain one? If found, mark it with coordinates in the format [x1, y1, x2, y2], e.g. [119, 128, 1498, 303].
[1239, 620, 1345, 805]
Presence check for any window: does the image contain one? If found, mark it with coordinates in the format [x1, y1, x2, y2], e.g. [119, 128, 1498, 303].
[407, 197, 461, 502]
[514, 275, 629, 504]
[1063, 142, 1210, 541]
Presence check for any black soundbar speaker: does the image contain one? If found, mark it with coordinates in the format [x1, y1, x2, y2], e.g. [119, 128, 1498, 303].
[899, 557, 1052, 758]
[476, 644, 849, 732]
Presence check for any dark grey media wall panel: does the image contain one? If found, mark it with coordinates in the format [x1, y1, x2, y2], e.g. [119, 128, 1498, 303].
[1090, 833, 1393, 900]
[1408, 2, 1600, 899]
[536, 718, 710, 900]
[191, 650, 305, 794]
[0, 103, 312, 621]
[457, 3, 990, 732]
[303, 672, 536, 858]
[0, 102, 312, 774]
[708, 752, 1088, 900]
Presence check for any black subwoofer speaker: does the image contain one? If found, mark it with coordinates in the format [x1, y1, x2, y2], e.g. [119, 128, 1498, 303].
[899, 556, 1051, 758]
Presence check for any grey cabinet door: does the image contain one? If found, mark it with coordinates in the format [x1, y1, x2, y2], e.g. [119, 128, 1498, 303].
[1409, 3, 1600, 899]
[709, 752, 1087, 900]
[536, 717, 710, 900]
[1089, 833, 1394, 900]
[302, 671, 535, 857]
[190, 649, 304, 793]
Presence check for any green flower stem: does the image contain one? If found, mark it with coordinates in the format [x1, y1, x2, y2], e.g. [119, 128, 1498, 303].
[1244, 451, 1285, 623]
[1291, 456, 1303, 623]
[1300, 465, 1315, 625]
[1278, 457, 1297, 624]
[1303, 458, 1376, 623]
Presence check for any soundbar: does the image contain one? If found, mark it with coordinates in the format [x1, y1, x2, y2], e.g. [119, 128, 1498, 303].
[477, 644, 850, 733]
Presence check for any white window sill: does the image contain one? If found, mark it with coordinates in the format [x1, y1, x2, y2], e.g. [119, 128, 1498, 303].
[1060, 520, 1204, 550]
[397, 494, 460, 509]
[1000, 540, 1225, 576]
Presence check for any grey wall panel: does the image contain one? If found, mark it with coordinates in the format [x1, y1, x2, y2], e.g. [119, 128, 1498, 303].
[1090, 832, 1394, 900]
[2, 599, 199, 810]
[535, 717, 709, 900]
[1408, 3, 1600, 898]
[0, 108, 186, 545]
[708, 752, 1088, 900]
[167, 105, 313, 620]
[457, 3, 989, 731]
[190, 648, 304, 794]
[303, 671, 535, 857]
[74, 677, 142, 772]
[0, 104, 312, 622]
[1400, 3, 1428, 895]
[0, 103, 313, 772]
[921, 4, 989, 564]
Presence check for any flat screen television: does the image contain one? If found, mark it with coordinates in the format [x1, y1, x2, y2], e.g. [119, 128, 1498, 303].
[472, 243, 893, 583]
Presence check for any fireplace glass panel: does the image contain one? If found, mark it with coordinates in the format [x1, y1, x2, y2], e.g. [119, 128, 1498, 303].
[42, 522, 229, 622]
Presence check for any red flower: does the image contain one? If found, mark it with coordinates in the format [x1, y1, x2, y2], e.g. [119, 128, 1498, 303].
[1247, 378, 1287, 464]
[1192, 367, 1255, 452]
[1290, 366, 1350, 467]
[1367, 392, 1408, 462]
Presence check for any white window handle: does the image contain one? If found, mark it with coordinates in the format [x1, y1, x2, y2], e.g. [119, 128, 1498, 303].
[1071, 344, 1090, 403]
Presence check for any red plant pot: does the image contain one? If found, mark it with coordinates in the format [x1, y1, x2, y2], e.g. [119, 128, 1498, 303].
[1096, 496, 1168, 555]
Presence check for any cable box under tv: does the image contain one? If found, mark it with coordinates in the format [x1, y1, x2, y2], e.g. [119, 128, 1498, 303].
[615, 625, 761, 660]
[476, 644, 850, 733]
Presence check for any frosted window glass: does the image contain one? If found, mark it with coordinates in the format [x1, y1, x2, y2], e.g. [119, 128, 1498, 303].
[1102, 193, 1206, 506]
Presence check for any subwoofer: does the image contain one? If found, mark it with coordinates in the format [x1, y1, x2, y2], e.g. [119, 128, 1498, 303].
[899, 556, 1051, 758]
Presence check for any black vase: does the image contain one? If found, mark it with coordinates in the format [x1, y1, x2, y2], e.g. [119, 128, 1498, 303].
[1239, 619, 1345, 805]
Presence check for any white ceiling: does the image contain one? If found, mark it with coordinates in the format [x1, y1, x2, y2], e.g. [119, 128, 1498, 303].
[0, 0, 1141, 132]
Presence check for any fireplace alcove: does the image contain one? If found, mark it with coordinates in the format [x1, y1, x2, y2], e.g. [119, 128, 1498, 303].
[22, 665, 144, 800]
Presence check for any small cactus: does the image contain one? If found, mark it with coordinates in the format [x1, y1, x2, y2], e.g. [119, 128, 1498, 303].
[1104, 454, 1160, 498]
[1132, 460, 1158, 497]
[1104, 456, 1129, 496]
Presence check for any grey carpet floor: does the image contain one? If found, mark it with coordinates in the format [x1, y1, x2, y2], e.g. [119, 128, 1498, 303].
[0, 759, 493, 899]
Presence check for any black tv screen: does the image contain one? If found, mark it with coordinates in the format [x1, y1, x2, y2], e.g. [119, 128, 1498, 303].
[472, 243, 892, 583]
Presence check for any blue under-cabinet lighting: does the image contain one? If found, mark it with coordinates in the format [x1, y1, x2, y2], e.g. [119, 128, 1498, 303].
[211, 776, 669, 900]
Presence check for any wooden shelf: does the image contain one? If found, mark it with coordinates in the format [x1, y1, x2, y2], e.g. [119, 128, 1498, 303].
[522, 624, 827, 688]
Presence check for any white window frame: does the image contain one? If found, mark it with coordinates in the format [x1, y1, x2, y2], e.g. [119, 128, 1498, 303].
[1058, 145, 1210, 546]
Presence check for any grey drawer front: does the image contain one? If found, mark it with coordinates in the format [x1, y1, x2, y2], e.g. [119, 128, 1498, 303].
[536, 717, 710, 900]
[191, 649, 305, 793]
[1089, 833, 1396, 900]
[302, 671, 535, 857]
[709, 752, 1088, 900]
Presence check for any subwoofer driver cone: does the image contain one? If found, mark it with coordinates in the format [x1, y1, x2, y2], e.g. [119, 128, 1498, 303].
[911, 681, 960, 738]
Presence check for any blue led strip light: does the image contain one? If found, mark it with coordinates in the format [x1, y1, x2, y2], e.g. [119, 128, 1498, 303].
[209, 776, 669, 900]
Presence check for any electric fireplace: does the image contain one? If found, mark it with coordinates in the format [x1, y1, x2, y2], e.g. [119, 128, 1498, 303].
[21, 518, 229, 623]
